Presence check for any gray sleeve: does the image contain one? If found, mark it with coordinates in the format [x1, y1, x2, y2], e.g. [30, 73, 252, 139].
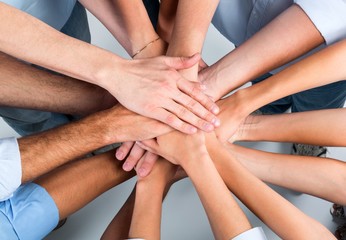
[295, 0, 346, 45]
[0, 137, 22, 201]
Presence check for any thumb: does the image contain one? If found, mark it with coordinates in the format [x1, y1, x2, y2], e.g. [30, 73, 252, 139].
[166, 53, 201, 70]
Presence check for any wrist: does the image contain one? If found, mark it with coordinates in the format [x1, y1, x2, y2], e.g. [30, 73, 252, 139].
[133, 38, 167, 59]
[93, 55, 125, 95]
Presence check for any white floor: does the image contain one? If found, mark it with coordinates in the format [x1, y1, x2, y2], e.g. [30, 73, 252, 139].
[1, 12, 345, 240]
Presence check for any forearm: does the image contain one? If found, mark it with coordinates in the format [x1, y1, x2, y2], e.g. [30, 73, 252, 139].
[205, 4, 324, 99]
[225, 39, 346, 122]
[79, 0, 165, 57]
[234, 109, 346, 146]
[182, 155, 251, 240]
[226, 143, 346, 205]
[18, 105, 153, 183]
[166, 0, 219, 79]
[206, 136, 334, 239]
[0, 52, 114, 115]
[0, 2, 123, 87]
[157, 0, 178, 43]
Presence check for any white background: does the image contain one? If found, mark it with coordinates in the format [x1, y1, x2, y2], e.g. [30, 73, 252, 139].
[1, 11, 344, 240]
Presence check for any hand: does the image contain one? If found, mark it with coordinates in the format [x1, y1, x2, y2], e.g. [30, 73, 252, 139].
[137, 130, 208, 166]
[116, 142, 160, 178]
[96, 104, 173, 144]
[213, 96, 249, 143]
[198, 64, 221, 102]
[107, 54, 220, 134]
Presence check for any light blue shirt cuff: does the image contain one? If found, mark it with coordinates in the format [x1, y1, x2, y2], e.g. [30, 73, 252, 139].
[0, 137, 22, 201]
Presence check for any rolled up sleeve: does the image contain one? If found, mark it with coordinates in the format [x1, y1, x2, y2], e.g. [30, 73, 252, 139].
[0, 137, 22, 201]
[295, 0, 346, 45]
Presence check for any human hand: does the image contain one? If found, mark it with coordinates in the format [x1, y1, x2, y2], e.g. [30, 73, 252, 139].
[213, 95, 250, 143]
[137, 130, 208, 166]
[106, 54, 220, 134]
[96, 104, 173, 144]
[116, 142, 160, 178]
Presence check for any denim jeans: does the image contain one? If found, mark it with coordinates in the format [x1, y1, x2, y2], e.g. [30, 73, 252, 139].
[252, 73, 346, 114]
[0, 2, 90, 136]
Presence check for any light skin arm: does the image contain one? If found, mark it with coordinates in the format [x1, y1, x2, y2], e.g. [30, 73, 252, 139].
[199, 4, 324, 101]
[231, 108, 346, 146]
[0, 2, 218, 134]
[78, 0, 167, 58]
[214, 39, 346, 142]
[225, 143, 346, 206]
[18, 104, 171, 183]
[205, 134, 335, 239]
[0, 52, 115, 115]
[140, 132, 335, 239]
[119, 0, 221, 175]
[137, 132, 252, 240]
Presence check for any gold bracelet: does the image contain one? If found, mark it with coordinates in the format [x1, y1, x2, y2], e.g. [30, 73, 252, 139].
[132, 37, 160, 58]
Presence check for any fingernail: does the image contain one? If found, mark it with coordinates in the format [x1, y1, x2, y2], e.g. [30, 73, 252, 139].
[189, 126, 197, 134]
[123, 162, 132, 171]
[116, 150, 124, 160]
[212, 106, 219, 114]
[138, 168, 147, 177]
[204, 123, 214, 132]
[213, 118, 221, 127]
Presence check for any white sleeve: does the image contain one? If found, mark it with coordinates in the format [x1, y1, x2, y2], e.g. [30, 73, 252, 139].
[231, 227, 268, 240]
[0, 137, 22, 201]
[295, 0, 346, 45]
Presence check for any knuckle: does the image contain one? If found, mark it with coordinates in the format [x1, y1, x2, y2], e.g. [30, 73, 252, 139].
[165, 113, 177, 125]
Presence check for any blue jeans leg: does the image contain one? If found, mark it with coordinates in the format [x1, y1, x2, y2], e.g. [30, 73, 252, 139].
[252, 73, 346, 114]
[0, 2, 91, 136]
[252, 73, 292, 114]
[142, 0, 160, 28]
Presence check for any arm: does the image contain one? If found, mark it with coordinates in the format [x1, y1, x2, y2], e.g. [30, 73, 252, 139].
[19, 104, 171, 183]
[0, 2, 218, 134]
[214, 39, 346, 142]
[0, 52, 114, 115]
[166, 0, 220, 80]
[225, 143, 346, 206]
[78, 0, 167, 58]
[137, 132, 252, 240]
[199, 4, 324, 101]
[231, 108, 346, 147]
[205, 134, 335, 239]
[128, 159, 176, 240]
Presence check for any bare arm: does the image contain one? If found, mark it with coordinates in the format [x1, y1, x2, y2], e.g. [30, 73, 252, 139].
[0, 2, 218, 134]
[78, 0, 167, 58]
[225, 143, 346, 206]
[215, 39, 346, 142]
[0, 52, 114, 115]
[137, 132, 252, 240]
[205, 134, 335, 240]
[200, 4, 324, 101]
[18, 105, 171, 183]
[232, 108, 346, 146]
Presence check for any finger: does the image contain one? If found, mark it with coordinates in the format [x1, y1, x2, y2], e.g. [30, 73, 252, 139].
[151, 107, 198, 134]
[164, 100, 215, 132]
[135, 140, 158, 153]
[173, 89, 220, 129]
[198, 59, 208, 72]
[122, 144, 145, 171]
[178, 78, 220, 116]
[135, 152, 159, 177]
[165, 53, 201, 70]
[116, 141, 134, 160]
